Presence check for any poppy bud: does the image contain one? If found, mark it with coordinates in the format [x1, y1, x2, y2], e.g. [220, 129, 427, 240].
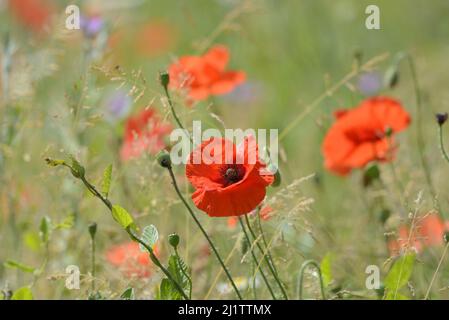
[268, 164, 281, 187]
[159, 71, 170, 89]
[444, 231, 449, 244]
[88, 222, 97, 240]
[384, 64, 400, 89]
[436, 113, 448, 126]
[157, 151, 172, 169]
[168, 233, 180, 248]
[384, 126, 393, 138]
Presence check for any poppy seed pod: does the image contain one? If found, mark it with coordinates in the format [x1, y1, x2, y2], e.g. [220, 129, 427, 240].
[157, 151, 172, 169]
[168, 233, 180, 248]
[436, 113, 448, 126]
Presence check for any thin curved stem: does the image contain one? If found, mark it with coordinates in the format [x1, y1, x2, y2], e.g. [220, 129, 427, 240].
[256, 210, 278, 275]
[163, 87, 193, 144]
[425, 241, 449, 299]
[166, 166, 243, 299]
[244, 214, 289, 299]
[438, 125, 449, 164]
[238, 217, 277, 300]
[297, 260, 326, 300]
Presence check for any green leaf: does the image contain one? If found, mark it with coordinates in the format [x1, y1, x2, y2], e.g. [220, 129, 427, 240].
[11, 287, 33, 300]
[101, 164, 112, 198]
[168, 254, 191, 297]
[159, 279, 173, 300]
[157, 254, 191, 300]
[120, 287, 134, 300]
[23, 231, 41, 252]
[4, 260, 36, 273]
[384, 291, 409, 300]
[320, 253, 333, 288]
[39, 216, 51, 244]
[111, 205, 134, 229]
[139, 225, 159, 252]
[384, 253, 415, 292]
[54, 213, 75, 230]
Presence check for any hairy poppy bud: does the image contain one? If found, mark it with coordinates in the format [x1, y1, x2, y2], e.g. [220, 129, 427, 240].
[88, 222, 97, 240]
[436, 113, 448, 126]
[159, 71, 170, 89]
[168, 233, 180, 248]
[157, 151, 172, 169]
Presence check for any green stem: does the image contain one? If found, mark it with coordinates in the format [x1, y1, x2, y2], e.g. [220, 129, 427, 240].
[166, 166, 243, 299]
[238, 217, 277, 300]
[297, 260, 326, 300]
[405, 55, 437, 206]
[256, 210, 278, 275]
[91, 236, 96, 292]
[438, 125, 449, 164]
[163, 86, 193, 144]
[244, 214, 289, 299]
[77, 174, 189, 300]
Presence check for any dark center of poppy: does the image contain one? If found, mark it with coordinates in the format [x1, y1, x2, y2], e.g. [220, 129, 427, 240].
[222, 165, 245, 186]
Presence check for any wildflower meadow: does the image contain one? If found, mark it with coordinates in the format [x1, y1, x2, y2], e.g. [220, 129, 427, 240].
[1, 0, 449, 306]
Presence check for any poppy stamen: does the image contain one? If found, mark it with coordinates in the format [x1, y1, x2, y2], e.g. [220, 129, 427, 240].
[222, 165, 245, 185]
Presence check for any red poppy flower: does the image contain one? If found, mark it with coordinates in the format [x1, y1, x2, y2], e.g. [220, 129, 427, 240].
[120, 108, 172, 161]
[186, 136, 273, 217]
[388, 213, 449, 256]
[135, 20, 177, 57]
[322, 97, 411, 175]
[106, 242, 158, 278]
[8, 0, 53, 33]
[168, 45, 246, 101]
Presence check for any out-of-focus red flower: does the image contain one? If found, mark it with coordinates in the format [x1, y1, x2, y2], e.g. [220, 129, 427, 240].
[186, 136, 273, 217]
[8, 0, 53, 33]
[259, 205, 274, 221]
[322, 97, 411, 175]
[106, 241, 158, 278]
[135, 20, 177, 57]
[227, 216, 239, 229]
[120, 108, 172, 161]
[388, 213, 449, 256]
[168, 45, 246, 101]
